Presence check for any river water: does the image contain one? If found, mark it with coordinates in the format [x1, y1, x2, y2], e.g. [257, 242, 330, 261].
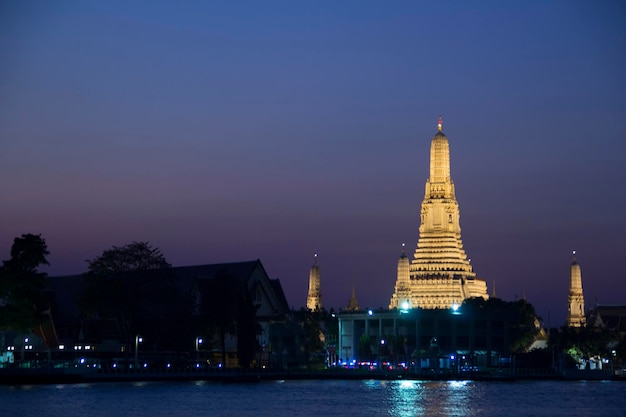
[2, 379, 624, 417]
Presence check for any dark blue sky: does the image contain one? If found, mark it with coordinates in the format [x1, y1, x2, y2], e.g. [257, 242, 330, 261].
[1, 1, 625, 326]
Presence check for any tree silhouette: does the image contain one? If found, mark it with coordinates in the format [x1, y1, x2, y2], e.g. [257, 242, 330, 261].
[79, 241, 176, 353]
[551, 325, 614, 367]
[0, 234, 50, 333]
[358, 334, 372, 361]
[462, 296, 541, 353]
[201, 271, 238, 367]
[85, 241, 171, 273]
[236, 287, 261, 368]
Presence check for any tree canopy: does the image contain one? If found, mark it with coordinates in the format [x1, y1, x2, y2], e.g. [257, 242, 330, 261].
[550, 325, 615, 366]
[0, 234, 50, 332]
[86, 241, 171, 273]
[79, 241, 178, 350]
[235, 286, 261, 368]
[461, 296, 541, 353]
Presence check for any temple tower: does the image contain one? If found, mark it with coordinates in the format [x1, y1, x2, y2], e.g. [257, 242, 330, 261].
[389, 116, 488, 309]
[346, 284, 360, 311]
[389, 244, 411, 309]
[567, 251, 586, 327]
[306, 254, 322, 310]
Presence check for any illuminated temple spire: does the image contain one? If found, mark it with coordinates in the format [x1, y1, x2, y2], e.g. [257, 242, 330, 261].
[389, 244, 410, 309]
[346, 283, 360, 311]
[306, 253, 322, 311]
[567, 250, 586, 327]
[389, 116, 488, 309]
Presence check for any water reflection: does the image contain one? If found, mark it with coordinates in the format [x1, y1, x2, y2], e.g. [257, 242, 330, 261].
[363, 379, 388, 389]
[443, 380, 473, 416]
[387, 380, 475, 417]
[1, 379, 624, 416]
[388, 380, 425, 417]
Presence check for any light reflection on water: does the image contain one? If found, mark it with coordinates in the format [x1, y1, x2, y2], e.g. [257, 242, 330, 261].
[1, 379, 624, 417]
[389, 380, 425, 417]
[387, 379, 475, 417]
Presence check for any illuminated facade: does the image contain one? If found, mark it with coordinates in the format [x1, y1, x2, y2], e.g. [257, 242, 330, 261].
[389, 117, 488, 310]
[306, 254, 322, 310]
[567, 251, 586, 327]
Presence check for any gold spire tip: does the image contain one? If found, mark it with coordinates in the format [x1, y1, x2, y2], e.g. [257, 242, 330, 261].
[437, 115, 443, 132]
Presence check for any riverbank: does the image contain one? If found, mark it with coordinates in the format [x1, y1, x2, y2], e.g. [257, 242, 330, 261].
[1, 366, 621, 385]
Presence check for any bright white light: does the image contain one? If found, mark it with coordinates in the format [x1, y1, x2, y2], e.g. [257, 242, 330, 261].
[80, 358, 85, 364]
[24, 338, 29, 343]
[138, 337, 143, 343]
[380, 339, 386, 345]
[452, 304, 460, 312]
[59, 345, 65, 350]
[401, 301, 409, 310]
[399, 380, 417, 389]
[113, 363, 117, 368]
[368, 310, 373, 316]
[198, 338, 203, 344]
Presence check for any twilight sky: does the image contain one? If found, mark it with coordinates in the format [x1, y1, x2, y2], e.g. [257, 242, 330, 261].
[1, 1, 625, 326]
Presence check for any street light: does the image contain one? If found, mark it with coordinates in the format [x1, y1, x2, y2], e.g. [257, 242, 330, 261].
[195, 337, 203, 361]
[135, 335, 143, 370]
[21, 337, 29, 362]
[612, 349, 617, 375]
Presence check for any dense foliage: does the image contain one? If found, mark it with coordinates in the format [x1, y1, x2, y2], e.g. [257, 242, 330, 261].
[290, 308, 338, 368]
[550, 325, 615, 367]
[79, 241, 180, 351]
[462, 297, 541, 353]
[0, 234, 50, 332]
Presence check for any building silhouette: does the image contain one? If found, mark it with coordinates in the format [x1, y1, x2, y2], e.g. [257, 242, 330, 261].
[36, 260, 290, 368]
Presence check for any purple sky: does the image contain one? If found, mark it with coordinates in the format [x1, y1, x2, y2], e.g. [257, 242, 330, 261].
[1, 1, 625, 326]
